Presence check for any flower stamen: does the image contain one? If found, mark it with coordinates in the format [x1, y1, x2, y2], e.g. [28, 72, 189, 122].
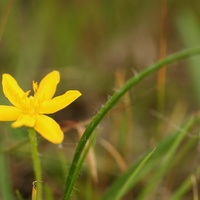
[33, 81, 38, 93]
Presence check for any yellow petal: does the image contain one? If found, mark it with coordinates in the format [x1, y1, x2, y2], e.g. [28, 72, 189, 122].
[12, 114, 36, 128]
[34, 71, 60, 101]
[39, 90, 81, 114]
[2, 74, 25, 108]
[34, 115, 64, 144]
[0, 105, 21, 121]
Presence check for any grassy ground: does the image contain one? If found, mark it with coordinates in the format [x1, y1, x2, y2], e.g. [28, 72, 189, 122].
[1, 0, 200, 199]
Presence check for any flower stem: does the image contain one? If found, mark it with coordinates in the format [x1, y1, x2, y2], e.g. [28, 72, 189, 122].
[62, 45, 200, 200]
[28, 128, 42, 200]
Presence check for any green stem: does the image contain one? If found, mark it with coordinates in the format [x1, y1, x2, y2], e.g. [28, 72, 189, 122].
[28, 128, 42, 200]
[63, 45, 200, 200]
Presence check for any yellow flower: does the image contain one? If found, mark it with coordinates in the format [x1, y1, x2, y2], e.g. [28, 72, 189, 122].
[0, 71, 81, 144]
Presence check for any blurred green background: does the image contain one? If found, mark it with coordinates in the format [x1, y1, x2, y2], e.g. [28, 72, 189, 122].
[1, 0, 200, 199]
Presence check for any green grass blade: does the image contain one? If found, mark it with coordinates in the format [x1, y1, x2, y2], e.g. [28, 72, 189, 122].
[102, 152, 154, 200]
[112, 148, 156, 200]
[16, 190, 24, 200]
[102, 116, 195, 200]
[63, 46, 200, 200]
[172, 177, 192, 200]
[44, 184, 55, 200]
[137, 116, 195, 199]
[171, 166, 200, 200]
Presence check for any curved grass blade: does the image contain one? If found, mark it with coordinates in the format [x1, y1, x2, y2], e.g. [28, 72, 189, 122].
[63, 46, 200, 200]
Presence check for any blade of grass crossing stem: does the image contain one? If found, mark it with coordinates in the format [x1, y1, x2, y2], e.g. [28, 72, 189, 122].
[113, 148, 156, 200]
[157, 0, 167, 112]
[63, 46, 200, 200]
[191, 175, 199, 200]
[172, 177, 192, 200]
[102, 116, 195, 200]
[137, 116, 195, 200]
[171, 165, 200, 200]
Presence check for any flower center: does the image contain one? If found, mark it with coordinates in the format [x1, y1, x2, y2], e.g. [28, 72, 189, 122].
[27, 96, 40, 115]
[19, 91, 41, 116]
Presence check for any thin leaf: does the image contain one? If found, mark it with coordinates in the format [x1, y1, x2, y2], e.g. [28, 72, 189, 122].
[15, 190, 24, 200]
[137, 116, 194, 199]
[113, 148, 156, 200]
[102, 116, 195, 200]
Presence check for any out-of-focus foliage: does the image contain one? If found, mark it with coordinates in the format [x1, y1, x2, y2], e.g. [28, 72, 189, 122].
[1, 0, 200, 199]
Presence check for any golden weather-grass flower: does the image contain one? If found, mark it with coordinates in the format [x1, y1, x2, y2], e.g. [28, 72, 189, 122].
[0, 70, 81, 144]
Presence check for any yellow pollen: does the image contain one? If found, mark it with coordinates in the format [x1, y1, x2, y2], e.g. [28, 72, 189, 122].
[20, 95, 40, 115]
